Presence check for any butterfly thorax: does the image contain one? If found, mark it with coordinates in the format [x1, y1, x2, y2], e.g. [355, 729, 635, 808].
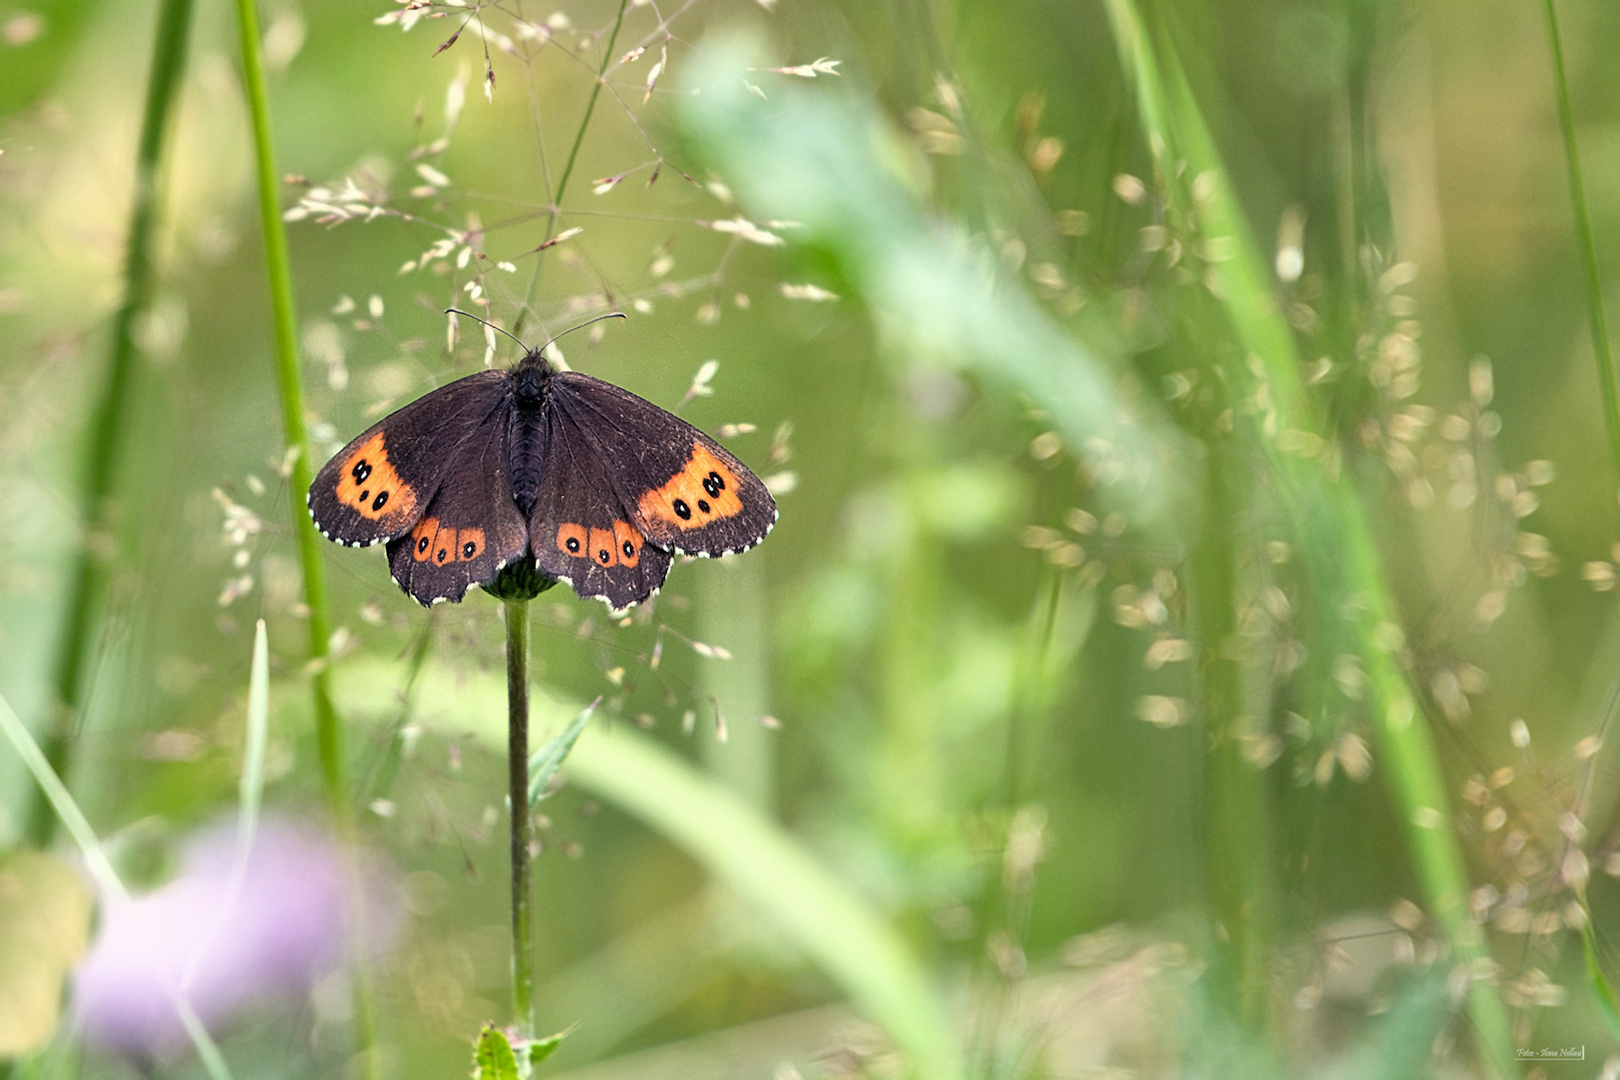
[507, 356, 553, 513]
[511, 349, 555, 401]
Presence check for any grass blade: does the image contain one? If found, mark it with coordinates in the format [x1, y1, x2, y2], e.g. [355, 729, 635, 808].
[1542, 0, 1620, 489]
[237, 619, 270, 850]
[27, 0, 197, 847]
[0, 690, 235, 1080]
[230, 0, 347, 818]
[1101, 0, 1514, 1071]
[231, 4, 375, 1069]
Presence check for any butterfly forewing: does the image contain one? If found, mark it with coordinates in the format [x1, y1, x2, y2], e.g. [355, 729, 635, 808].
[545, 373, 777, 557]
[528, 407, 674, 611]
[308, 370, 511, 548]
[385, 405, 528, 605]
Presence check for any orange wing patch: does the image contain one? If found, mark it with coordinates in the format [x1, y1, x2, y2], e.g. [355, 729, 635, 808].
[455, 527, 486, 562]
[637, 443, 744, 531]
[408, 518, 487, 564]
[612, 521, 643, 568]
[588, 528, 617, 567]
[335, 432, 418, 524]
[556, 521, 646, 568]
[409, 517, 444, 562]
[556, 523, 587, 557]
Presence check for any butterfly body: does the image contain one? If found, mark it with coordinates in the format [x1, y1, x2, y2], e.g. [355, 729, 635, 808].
[308, 349, 776, 611]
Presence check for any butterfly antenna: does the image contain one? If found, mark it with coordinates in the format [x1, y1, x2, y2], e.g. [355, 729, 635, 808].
[445, 308, 531, 354]
[536, 311, 627, 357]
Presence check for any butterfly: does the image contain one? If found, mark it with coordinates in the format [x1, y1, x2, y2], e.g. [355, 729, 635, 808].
[307, 329, 777, 612]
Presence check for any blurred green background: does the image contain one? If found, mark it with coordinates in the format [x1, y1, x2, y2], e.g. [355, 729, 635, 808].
[2, 0, 1619, 1076]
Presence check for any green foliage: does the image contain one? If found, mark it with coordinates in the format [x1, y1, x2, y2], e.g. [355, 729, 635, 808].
[473, 1024, 520, 1080]
[528, 699, 598, 810]
[6, 0, 1620, 1076]
[473, 1022, 573, 1080]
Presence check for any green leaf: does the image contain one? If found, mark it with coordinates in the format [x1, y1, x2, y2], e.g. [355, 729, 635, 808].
[473, 1024, 521, 1080]
[528, 698, 598, 809]
[527, 1024, 576, 1068]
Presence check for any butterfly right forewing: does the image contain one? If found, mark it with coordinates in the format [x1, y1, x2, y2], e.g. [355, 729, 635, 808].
[544, 372, 778, 557]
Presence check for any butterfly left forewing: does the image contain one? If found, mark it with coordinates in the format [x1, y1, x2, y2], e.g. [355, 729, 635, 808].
[309, 370, 511, 547]
[546, 372, 778, 557]
[384, 409, 528, 605]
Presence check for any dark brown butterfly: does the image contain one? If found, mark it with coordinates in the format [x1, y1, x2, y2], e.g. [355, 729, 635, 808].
[307, 332, 776, 611]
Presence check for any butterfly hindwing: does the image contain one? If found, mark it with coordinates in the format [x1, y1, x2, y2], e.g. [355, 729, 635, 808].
[529, 407, 674, 612]
[384, 402, 528, 605]
[308, 370, 512, 547]
[545, 372, 778, 557]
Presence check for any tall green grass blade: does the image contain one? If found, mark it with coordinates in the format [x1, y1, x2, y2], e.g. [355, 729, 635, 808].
[330, 659, 963, 1080]
[27, 0, 197, 848]
[1542, 0, 1620, 490]
[237, 619, 270, 850]
[230, 0, 346, 818]
[1101, 0, 1514, 1072]
[550, 731, 964, 1080]
[0, 690, 235, 1080]
[232, 4, 376, 1071]
[1193, 441, 1275, 1034]
[2, 691, 125, 903]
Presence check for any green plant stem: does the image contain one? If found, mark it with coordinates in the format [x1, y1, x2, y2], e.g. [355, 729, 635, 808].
[1102, 1, 1514, 1071]
[233, 0, 376, 1071]
[1542, 0, 1620, 492]
[1195, 438, 1273, 1035]
[506, 598, 535, 1037]
[232, 0, 344, 816]
[520, 0, 629, 323]
[25, 0, 196, 848]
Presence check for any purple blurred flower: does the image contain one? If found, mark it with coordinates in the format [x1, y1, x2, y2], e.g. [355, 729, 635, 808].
[73, 818, 396, 1059]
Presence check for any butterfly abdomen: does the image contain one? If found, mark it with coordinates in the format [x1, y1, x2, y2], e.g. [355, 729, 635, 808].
[507, 396, 549, 513]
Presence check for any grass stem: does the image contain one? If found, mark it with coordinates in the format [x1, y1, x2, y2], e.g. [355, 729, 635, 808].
[1102, 0, 1513, 1069]
[1542, 0, 1620, 494]
[231, 0, 345, 818]
[506, 598, 535, 1036]
[519, 0, 630, 327]
[26, 0, 196, 848]
[232, 0, 376, 1070]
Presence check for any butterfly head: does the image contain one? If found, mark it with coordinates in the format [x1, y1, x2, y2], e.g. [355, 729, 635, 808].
[511, 350, 554, 407]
